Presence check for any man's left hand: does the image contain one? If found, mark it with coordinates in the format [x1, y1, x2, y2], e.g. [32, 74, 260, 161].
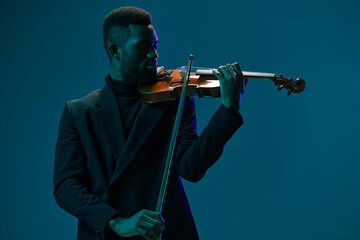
[213, 62, 247, 113]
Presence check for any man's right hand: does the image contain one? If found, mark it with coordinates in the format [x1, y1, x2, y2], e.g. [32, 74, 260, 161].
[107, 209, 165, 240]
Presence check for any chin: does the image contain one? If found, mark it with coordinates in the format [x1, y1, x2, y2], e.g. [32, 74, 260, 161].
[139, 75, 157, 85]
[139, 69, 157, 85]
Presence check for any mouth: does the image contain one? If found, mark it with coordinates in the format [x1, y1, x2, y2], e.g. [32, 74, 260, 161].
[145, 65, 157, 69]
[145, 61, 158, 69]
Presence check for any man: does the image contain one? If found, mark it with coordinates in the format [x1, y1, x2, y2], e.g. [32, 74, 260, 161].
[54, 7, 246, 240]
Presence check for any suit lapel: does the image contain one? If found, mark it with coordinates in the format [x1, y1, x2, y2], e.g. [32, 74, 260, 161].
[109, 101, 169, 189]
[95, 84, 126, 162]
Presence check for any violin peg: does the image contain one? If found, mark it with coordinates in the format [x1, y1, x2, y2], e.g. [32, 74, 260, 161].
[277, 84, 284, 91]
[288, 77, 293, 83]
[287, 89, 292, 96]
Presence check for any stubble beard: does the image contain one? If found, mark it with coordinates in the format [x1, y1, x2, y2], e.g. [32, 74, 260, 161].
[121, 50, 158, 86]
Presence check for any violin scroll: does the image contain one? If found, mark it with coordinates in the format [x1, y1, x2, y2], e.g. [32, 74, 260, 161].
[274, 74, 305, 96]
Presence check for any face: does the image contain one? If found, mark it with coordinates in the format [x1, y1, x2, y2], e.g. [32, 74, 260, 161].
[120, 24, 159, 85]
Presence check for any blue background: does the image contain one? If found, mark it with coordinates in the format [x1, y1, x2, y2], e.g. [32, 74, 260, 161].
[1, 0, 359, 239]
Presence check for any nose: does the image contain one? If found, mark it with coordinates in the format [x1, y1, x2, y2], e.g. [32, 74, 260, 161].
[147, 47, 158, 59]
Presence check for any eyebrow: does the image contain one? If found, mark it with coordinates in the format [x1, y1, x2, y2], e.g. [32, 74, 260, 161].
[135, 39, 159, 44]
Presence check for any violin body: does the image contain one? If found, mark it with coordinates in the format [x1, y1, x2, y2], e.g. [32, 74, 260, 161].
[140, 69, 222, 103]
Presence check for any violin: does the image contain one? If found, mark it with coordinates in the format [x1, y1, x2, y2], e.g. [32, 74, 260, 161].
[154, 55, 305, 214]
[139, 66, 305, 103]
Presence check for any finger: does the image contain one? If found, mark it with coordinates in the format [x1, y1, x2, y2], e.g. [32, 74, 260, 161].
[140, 209, 155, 216]
[158, 213, 165, 230]
[142, 215, 163, 236]
[141, 209, 162, 224]
[232, 63, 246, 93]
[146, 211, 164, 223]
[218, 65, 231, 80]
[225, 64, 237, 81]
[136, 226, 152, 240]
[155, 213, 165, 230]
[146, 211, 165, 230]
[212, 69, 223, 80]
[232, 62, 244, 78]
[142, 209, 161, 218]
[144, 231, 155, 240]
[139, 224, 157, 240]
[143, 215, 163, 233]
[138, 210, 163, 238]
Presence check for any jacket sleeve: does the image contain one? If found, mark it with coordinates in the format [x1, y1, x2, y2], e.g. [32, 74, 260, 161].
[53, 102, 119, 240]
[175, 97, 243, 182]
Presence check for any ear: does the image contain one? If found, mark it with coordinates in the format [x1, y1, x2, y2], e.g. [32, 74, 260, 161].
[109, 43, 122, 60]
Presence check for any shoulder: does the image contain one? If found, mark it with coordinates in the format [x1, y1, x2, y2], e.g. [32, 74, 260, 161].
[66, 88, 102, 113]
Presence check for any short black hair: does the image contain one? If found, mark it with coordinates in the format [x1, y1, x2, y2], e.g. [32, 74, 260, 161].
[102, 7, 152, 59]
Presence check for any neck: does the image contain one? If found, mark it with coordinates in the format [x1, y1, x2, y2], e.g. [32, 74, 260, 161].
[109, 60, 125, 81]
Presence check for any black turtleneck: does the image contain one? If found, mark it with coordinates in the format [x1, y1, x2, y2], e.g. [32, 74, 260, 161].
[105, 75, 143, 140]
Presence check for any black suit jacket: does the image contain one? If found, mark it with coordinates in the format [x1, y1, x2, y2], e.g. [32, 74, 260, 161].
[54, 83, 243, 239]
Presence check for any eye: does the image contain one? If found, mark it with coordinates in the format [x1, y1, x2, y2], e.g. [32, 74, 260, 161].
[136, 41, 158, 50]
[137, 42, 148, 49]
